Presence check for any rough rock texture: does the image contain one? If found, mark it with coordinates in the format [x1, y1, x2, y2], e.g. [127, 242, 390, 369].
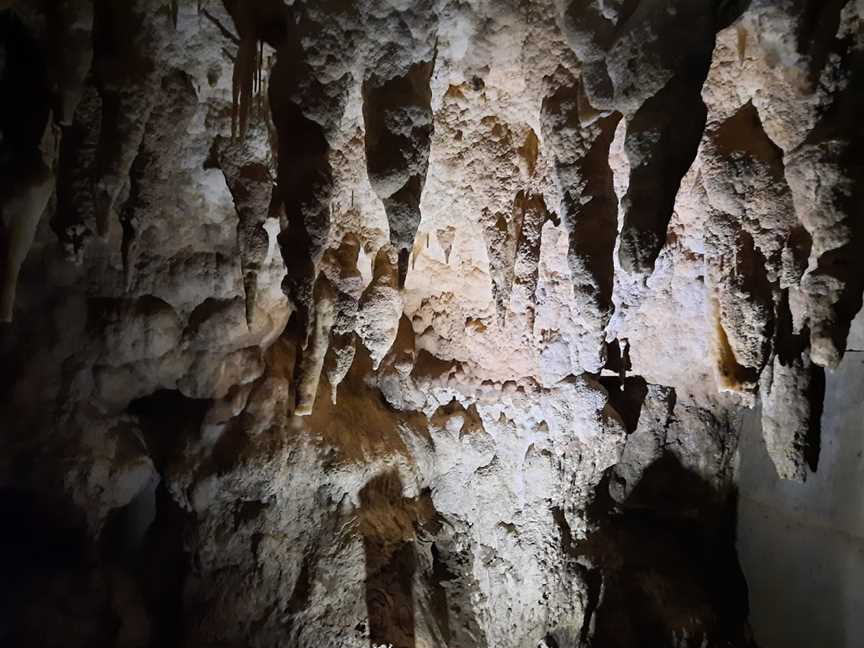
[1, 1, 862, 647]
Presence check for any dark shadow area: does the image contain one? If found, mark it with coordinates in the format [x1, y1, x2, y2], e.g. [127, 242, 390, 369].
[359, 471, 419, 648]
[0, 489, 86, 627]
[127, 389, 210, 468]
[137, 484, 189, 648]
[715, 0, 753, 30]
[603, 338, 632, 377]
[798, 0, 849, 86]
[125, 390, 203, 647]
[0, 488, 106, 648]
[598, 375, 648, 434]
[0, 383, 201, 648]
[0, 11, 51, 166]
[0, 9, 52, 324]
[805, 364, 825, 473]
[576, 454, 757, 648]
[428, 541, 454, 645]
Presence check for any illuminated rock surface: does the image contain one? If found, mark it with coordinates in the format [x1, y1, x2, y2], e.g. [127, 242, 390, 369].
[0, 1, 861, 647]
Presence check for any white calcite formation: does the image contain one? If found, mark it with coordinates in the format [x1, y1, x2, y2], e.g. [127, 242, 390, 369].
[0, 1, 861, 647]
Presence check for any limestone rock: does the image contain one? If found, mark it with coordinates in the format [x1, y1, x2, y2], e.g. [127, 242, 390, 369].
[357, 244, 403, 370]
[1, 1, 862, 646]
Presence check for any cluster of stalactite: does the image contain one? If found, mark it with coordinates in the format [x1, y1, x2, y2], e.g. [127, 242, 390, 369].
[550, 0, 862, 481]
[216, 0, 437, 415]
[177, 0, 864, 466]
[2, 2, 862, 647]
[1, 0, 860, 470]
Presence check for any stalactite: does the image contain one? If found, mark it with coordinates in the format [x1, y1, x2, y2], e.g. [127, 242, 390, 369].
[48, 0, 94, 126]
[362, 24, 436, 288]
[221, 0, 284, 142]
[2, 2, 861, 646]
[511, 191, 549, 334]
[294, 275, 337, 416]
[786, 68, 864, 368]
[213, 133, 273, 328]
[558, 0, 722, 276]
[0, 12, 54, 323]
[1, 125, 56, 322]
[357, 245, 403, 369]
[482, 208, 518, 326]
[755, 289, 824, 481]
[326, 333, 356, 404]
[541, 70, 621, 368]
[320, 233, 363, 405]
[231, 31, 257, 140]
[92, 0, 165, 239]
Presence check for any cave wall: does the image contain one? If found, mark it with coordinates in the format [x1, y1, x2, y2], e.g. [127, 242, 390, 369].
[0, 1, 862, 647]
[738, 309, 864, 648]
